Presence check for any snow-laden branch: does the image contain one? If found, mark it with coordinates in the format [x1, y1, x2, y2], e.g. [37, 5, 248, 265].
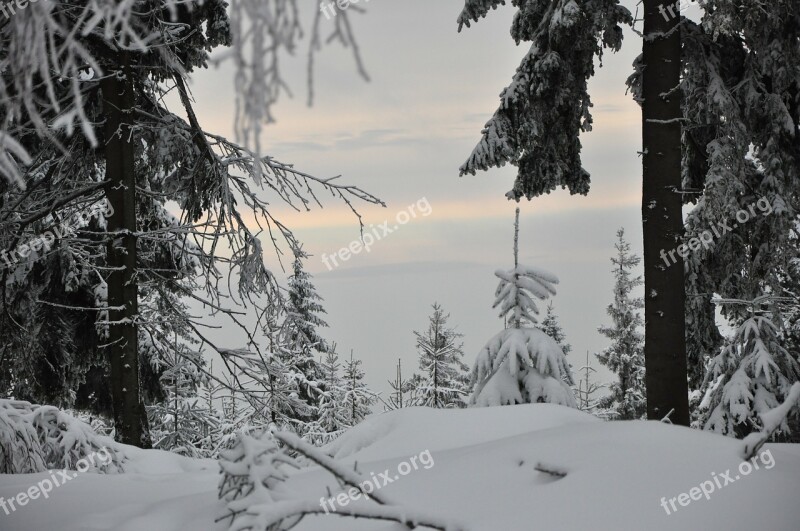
[272, 431, 467, 531]
[742, 382, 800, 461]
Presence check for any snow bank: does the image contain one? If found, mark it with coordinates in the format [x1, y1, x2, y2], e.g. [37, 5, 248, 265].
[323, 403, 597, 462]
[1, 404, 798, 531]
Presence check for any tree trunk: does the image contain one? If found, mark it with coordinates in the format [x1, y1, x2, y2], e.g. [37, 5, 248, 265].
[101, 52, 151, 447]
[641, 0, 690, 425]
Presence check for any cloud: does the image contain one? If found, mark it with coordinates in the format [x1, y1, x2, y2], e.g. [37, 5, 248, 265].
[315, 260, 485, 280]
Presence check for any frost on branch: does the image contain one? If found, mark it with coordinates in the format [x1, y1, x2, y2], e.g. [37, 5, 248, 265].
[217, 430, 464, 531]
[217, 430, 302, 531]
[0, 0, 369, 188]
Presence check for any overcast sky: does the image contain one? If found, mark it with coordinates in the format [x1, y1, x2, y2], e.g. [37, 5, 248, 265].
[183, 0, 685, 397]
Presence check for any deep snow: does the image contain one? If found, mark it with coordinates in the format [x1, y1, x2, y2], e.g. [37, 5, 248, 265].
[1, 404, 798, 530]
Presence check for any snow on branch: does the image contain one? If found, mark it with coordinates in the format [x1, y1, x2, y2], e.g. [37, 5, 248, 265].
[0, 0, 370, 190]
[493, 265, 559, 327]
[272, 431, 466, 531]
[742, 382, 800, 461]
[0, 400, 126, 474]
[218, 430, 465, 531]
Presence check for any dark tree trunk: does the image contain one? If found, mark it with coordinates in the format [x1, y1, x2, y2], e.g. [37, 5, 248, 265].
[641, 0, 690, 425]
[101, 52, 151, 447]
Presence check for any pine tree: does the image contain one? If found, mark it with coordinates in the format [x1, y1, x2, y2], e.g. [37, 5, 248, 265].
[537, 302, 572, 356]
[386, 359, 415, 410]
[285, 249, 330, 355]
[342, 351, 375, 425]
[701, 296, 800, 438]
[147, 346, 220, 457]
[596, 229, 647, 420]
[307, 347, 349, 445]
[679, 1, 800, 409]
[572, 351, 605, 415]
[412, 303, 470, 409]
[280, 250, 329, 422]
[470, 209, 576, 408]
[458, 0, 708, 425]
[0, 0, 381, 447]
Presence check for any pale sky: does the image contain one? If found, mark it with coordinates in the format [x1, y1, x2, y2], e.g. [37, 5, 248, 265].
[184, 0, 671, 397]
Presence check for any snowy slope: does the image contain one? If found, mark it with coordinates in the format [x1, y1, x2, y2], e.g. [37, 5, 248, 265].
[1, 404, 798, 531]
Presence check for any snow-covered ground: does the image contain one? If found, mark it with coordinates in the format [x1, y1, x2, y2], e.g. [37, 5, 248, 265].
[2, 404, 798, 530]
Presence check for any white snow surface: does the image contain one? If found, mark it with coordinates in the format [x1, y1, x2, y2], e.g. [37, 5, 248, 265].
[2, 404, 799, 531]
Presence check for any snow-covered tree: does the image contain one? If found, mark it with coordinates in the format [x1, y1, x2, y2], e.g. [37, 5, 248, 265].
[680, 1, 800, 397]
[147, 347, 221, 458]
[701, 296, 800, 439]
[218, 430, 461, 530]
[411, 303, 470, 409]
[572, 351, 606, 415]
[0, 0, 370, 187]
[595, 228, 646, 420]
[386, 359, 416, 410]
[285, 249, 330, 355]
[342, 352, 375, 425]
[470, 209, 576, 408]
[454, 0, 800, 427]
[537, 302, 572, 356]
[279, 250, 329, 422]
[0, 400, 125, 474]
[218, 430, 302, 531]
[0, 0, 381, 447]
[306, 348, 349, 445]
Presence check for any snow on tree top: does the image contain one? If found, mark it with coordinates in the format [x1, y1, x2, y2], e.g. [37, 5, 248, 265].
[493, 264, 559, 327]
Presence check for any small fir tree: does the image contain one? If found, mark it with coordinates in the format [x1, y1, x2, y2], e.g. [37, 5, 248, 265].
[469, 209, 576, 408]
[342, 351, 375, 425]
[702, 296, 800, 438]
[307, 347, 350, 445]
[412, 303, 471, 409]
[595, 228, 646, 420]
[537, 302, 572, 356]
[280, 250, 329, 422]
[386, 359, 416, 410]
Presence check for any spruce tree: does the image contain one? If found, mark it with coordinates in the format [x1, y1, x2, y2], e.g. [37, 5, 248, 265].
[537, 302, 572, 357]
[342, 352, 375, 425]
[458, 0, 716, 425]
[573, 351, 605, 415]
[596, 228, 647, 420]
[412, 303, 470, 409]
[147, 347, 220, 457]
[701, 296, 800, 438]
[679, 2, 800, 406]
[285, 249, 330, 355]
[0, 0, 381, 447]
[280, 250, 329, 422]
[308, 347, 349, 444]
[470, 209, 576, 407]
[387, 359, 415, 410]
